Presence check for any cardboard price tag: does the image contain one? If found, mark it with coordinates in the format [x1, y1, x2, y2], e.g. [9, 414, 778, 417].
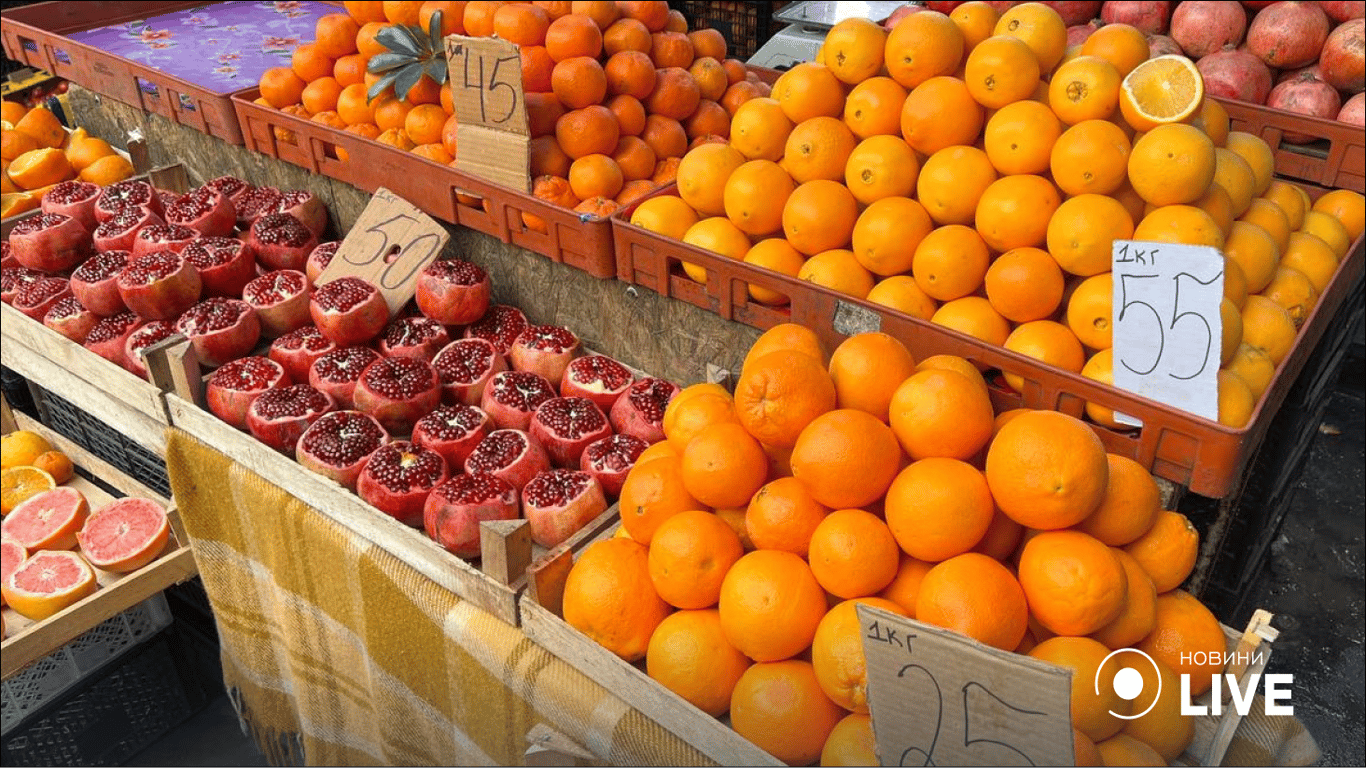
[315, 187, 449, 316]
[446, 34, 531, 192]
[1111, 240, 1224, 426]
[857, 604, 1075, 767]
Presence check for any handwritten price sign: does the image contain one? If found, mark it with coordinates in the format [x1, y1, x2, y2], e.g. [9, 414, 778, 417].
[1111, 240, 1224, 425]
[445, 34, 531, 191]
[858, 604, 1074, 766]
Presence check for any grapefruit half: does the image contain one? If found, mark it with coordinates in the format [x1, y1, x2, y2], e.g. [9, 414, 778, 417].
[2, 549, 97, 620]
[1, 537, 26, 607]
[1, 487, 89, 552]
[77, 497, 171, 573]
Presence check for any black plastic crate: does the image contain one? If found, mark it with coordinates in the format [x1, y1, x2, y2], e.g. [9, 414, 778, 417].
[1, 365, 38, 419]
[28, 384, 172, 498]
[670, 0, 790, 60]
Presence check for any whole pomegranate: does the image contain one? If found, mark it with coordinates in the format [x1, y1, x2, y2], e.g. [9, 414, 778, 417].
[423, 472, 519, 559]
[1197, 46, 1275, 102]
[1320, 18, 1365, 93]
[1340, 91, 1366, 124]
[1247, 1, 1331, 69]
[1319, 1, 1366, 23]
[1267, 71, 1344, 140]
[1171, 1, 1248, 58]
[1101, 1, 1173, 35]
[414, 259, 491, 325]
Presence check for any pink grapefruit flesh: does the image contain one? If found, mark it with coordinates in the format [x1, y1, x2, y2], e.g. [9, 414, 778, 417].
[76, 497, 171, 573]
[2, 550, 97, 621]
[1, 487, 89, 553]
[1, 537, 26, 607]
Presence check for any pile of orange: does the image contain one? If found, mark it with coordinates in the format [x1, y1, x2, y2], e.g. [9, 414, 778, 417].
[562, 322, 1230, 765]
[625, 1, 1365, 432]
[255, 1, 764, 221]
[2, 103, 133, 217]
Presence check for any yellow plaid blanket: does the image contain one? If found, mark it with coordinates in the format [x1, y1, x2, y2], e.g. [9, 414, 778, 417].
[166, 428, 712, 767]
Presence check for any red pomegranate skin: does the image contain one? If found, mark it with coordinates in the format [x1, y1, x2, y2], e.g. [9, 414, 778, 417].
[94, 180, 163, 223]
[175, 297, 263, 367]
[352, 356, 442, 436]
[411, 404, 493, 469]
[464, 429, 552, 492]
[310, 276, 389, 346]
[415, 259, 492, 325]
[560, 355, 634, 413]
[44, 295, 99, 344]
[296, 410, 391, 491]
[1146, 33, 1185, 57]
[529, 396, 613, 468]
[271, 189, 329, 238]
[423, 472, 519, 558]
[1171, 1, 1249, 58]
[521, 469, 608, 549]
[250, 213, 320, 272]
[305, 241, 340, 286]
[123, 320, 178, 378]
[356, 441, 450, 527]
[40, 180, 101, 232]
[1197, 46, 1275, 102]
[1340, 91, 1366, 124]
[1267, 72, 1344, 140]
[234, 186, 283, 229]
[8, 213, 92, 273]
[1319, 1, 1365, 23]
[82, 311, 146, 369]
[69, 250, 131, 316]
[508, 324, 581, 385]
[116, 251, 203, 321]
[464, 304, 529, 356]
[94, 206, 165, 255]
[2, 267, 46, 305]
[182, 236, 257, 298]
[269, 325, 338, 384]
[1247, 0, 1331, 69]
[609, 377, 679, 443]
[243, 269, 312, 338]
[480, 371, 558, 431]
[205, 356, 290, 430]
[378, 316, 451, 362]
[246, 384, 337, 454]
[1321, 18, 1365, 93]
[1101, 1, 1174, 35]
[432, 337, 508, 406]
[131, 224, 199, 259]
[580, 433, 649, 498]
[165, 187, 236, 238]
[309, 345, 382, 410]
[1039, 2, 1102, 26]
[13, 277, 72, 322]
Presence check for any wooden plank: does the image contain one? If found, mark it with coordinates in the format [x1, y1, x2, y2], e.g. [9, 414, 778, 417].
[479, 519, 532, 586]
[525, 506, 619, 619]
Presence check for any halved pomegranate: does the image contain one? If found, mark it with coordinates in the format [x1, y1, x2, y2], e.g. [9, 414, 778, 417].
[69, 250, 131, 316]
[203, 175, 254, 207]
[509, 324, 581, 384]
[610, 377, 679, 443]
[158, 189, 181, 212]
[560, 355, 634, 412]
[480, 370, 557, 431]
[377, 316, 451, 361]
[356, 441, 450, 527]
[166, 187, 235, 237]
[83, 311, 145, 369]
[423, 472, 519, 558]
[43, 296, 98, 344]
[269, 325, 338, 384]
[94, 205, 164, 254]
[13, 277, 72, 322]
[131, 223, 198, 259]
[2, 267, 46, 305]
[270, 189, 328, 237]
[308, 345, 381, 410]
[8, 213, 91, 272]
[464, 429, 551, 492]
[296, 410, 390, 491]
[305, 241, 340, 285]
[233, 185, 282, 229]
[464, 304, 528, 356]
[0, 242, 12, 270]
[529, 396, 613, 468]
[205, 356, 290, 430]
[249, 213, 318, 272]
[415, 259, 491, 325]
[431, 338, 508, 406]
[123, 320, 178, 378]
[521, 469, 608, 548]
[352, 356, 441, 435]
[580, 433, 649, 497]
[182, 236, 256, 298]
[40, 180, 101, 232]
[243, 269, 311, 338]
[116, 251, 202, 320]
[175, 297, 262, 367]
[94, 180, 163, 223]
[411, 404, 492, 469]
[246, 383, 337, 454]
[310, 276, 388, 346]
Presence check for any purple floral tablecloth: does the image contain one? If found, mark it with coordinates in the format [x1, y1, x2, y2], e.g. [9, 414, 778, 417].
[65, 1, 333, 94]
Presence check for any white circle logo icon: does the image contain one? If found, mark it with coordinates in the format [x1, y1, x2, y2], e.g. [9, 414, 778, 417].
[1096, 648, 1162, 719]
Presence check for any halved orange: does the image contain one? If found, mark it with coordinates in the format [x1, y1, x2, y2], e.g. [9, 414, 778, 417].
[1118, 55, 1203, 133]
[1, 466, 56, 516]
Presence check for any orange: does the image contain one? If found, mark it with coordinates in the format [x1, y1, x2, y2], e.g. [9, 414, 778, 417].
[647, 30, 693, 69]
[822, 713, 879, 767]
[884, 8, 964, 89]
[1224, 130, 1275, 195]
[844, 134, 919, 206]
[789, 409, 902, 510]
[1241, 294, 1297, 365]
[2, 431, 53, 470]
[741, 323, 827, 372]
[373, 95, 414, 132]
[617, 1, 669, 32]
[382, 0, 423, 24]
[1, 466, 57, 515]
[964, 35, 1040, 109]
[842, 77, 908, 139]
[462, 1, 505, 36]
[1081, 22, 1150, 77]
[742, 239, 805, 305]
[648, 510, 744, 609]
[728, 97, 793, 162]
[571, 0, 620, 30]
[1136, 589, 1226, 697]
[1096, 734, 1166, 766]
[680, 216, 750, 283]
[852, 196, 935, 277]
[719, 550, 828, 661]
[63, 135, 116, 173]
[568, 153, 624, 200]
[1049, 56, 1122, 126]
[688, 58, 729, 103]
[986, 410, 1110, 530]
[1239, 196, 1292, 253]
[551, 55, 607, 110]
[1, 130, 38, 163]
[1223, 252, 1250, 308]
[1028, 636, 1131, 741]
[950, 1, 1003, 50]
[315, 13, 361, 58]
[420, 2, 466, 35]
[336, 83, 375, 126]
[612, 135, 657, 182]
[411, 143, 453, 164]
[782, 116, 857, 184]
[617, 455, 701, 544]
[1120, 653, 1196, 761]
[603, 50, 654, 100]
[973, 507, 1026, 561]
[1196, 181, 1236, 236]
[1077, 454, 1160, 546]
[1128, 123, 1215, 206]
[745, 476, 831, 557]
[77, 155, 134, 186]
[1066, 272, 1114, 351]
[812, 597, 906, 714]
[994, 2, 1067, 71]
[1091, 548, 1158, 649]
[719, 80, 763, 117]
[1213, 147, 1257, 217]
[975, 173, 1061, 252]
[1221, 296, 1245, 366]
[908, 229, 992, 310]
[931, 296, 1012, 347]
[1124, 509, 1198, 593]
[528, 93, 567, 136]
[646, 609, 751, 718]
[29, 452, 73, 486]
[1050, 118, 1131, 197]
[1118, 54, 1204, 133]
[544, 12, 603, 61]
[730, 660, 846, 766]
[680, 423, 769, 509]
[1283, 229, 1343, 296]
[734, 349, 837, 449]
[984, 99, 1061, 175]
[1074, 729, 1103, 767]
[6, 148, 71, 191]
[1312, 188, 1366, 240]
[781, 179, 859, 256]
[1263, 266, 1320, 328]
[1019, 530, 1128, 636]
[866, 276, 939, 320]
[1, 100, 27, 125]
[1192, 96, 1230, 147]
[604, 17, 651, 55]
[1261, 179, 1307, 230]
[528, 135, 569, 178]
[630, 194, 698, 239]
[916, 552, 1029, 650]
[771, 62, 845, 123]
[1301, 210, 1352, 258]
[674, 142, 745, 217]
[901, 76, 984, 156]
[826, 333, 917, 423]
[291, 43, 334, 83]
[822, 17, 887, 84]
[562, 538, 671, 661]
[616, 179, 656, 206]
[797, 249, 876, 298]
[12, 106, 65, 150]
[885, 458, 994, 562]
[917, 144, 997, 225]
[688, 28, 727, 60]
[1047, 194, 1134, 278]
[664, 389, 738, 450]
[1080, 349, 1132, 429]
[878, 553, 934, 615]
[493, 2, 550, 45]
[887, 368, 994, 462]
[1002, 320, 1086, 391]
[1225, 343, 1277, 401]
[1133, 204, 1226, 250]
[808, 509, 900, 598]
[301, 76, 343, 116]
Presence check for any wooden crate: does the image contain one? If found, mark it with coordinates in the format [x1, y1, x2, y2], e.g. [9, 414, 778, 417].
[1, 400, 198, 679]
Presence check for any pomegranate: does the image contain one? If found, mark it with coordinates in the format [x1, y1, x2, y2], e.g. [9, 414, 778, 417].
[464, 429, 551, 492]
[560, 355, 634, 412]
[94, 206, 165, 254]
[414, 259, 492, 325]
[175, 297, 262, 367]
[203, 175, 255, 207]
[1101, 1, 1173, 34]
[233, 186, 283, 229]
[305, 241, 340, 285]
[2, 268, 46, 305]
[123, 320, 178, 378]
[412, 404, 492, 468]
[1067, 20, 1103, 47]
[94, 180, 163, 223]
[249, 213, 319, 272]
[43, 296, 98, 344]
[1267, 71, 1343, 140]
[508, 324, 581, 384]
[69, 250, 131, 316]
[356, 441, 449, 526]
[131, 223, 199, 259]
[1320, 1, 1366, 23]
[432, 338, 508, 406]
[1171, 1, 1248, 57]
[1, 242, 12, 270]
[310, 276, 388, 346]
[377, 316, 451, 361]
[269, 189, 329, 238]
[8, 213, 91, 272]
[183, 236, 256, 298]
[882, 4, 923, 30]
[40, 180, 101, 232]
[521, 469, 608, 549]
[296, 410, 391, 491]
[423, 472, 520, 558]
[1247, 1, 1330, 69]
[165, 187, 236, 238]
[13, 277, 72, 322]
[480, 371, 558, 430]
[1197, 46, 1275, 102]
[1276, 62, 1324, 82]
[246, 383, 337, 454]
[1146, 33, 1185, 57]
[82, 311, 145, 368]
[1340, 91, 1366, 124]
[1321, 18, 1365, 93]
[609, 377, 678, 443]
[1039, 1, 1102, 26]
[269, 325, 338, 383]
[158, 189, 181, 212]
[464, 304, 529, 356]
[116, 251, 203, 320]
[352, 356, 442, 435]
[580, 433, 649, 497]
[205, 356, 290, 430]
[529, 396, 613, 468]
[243, 269, 312, 338]
[309, 345, 382, 410]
